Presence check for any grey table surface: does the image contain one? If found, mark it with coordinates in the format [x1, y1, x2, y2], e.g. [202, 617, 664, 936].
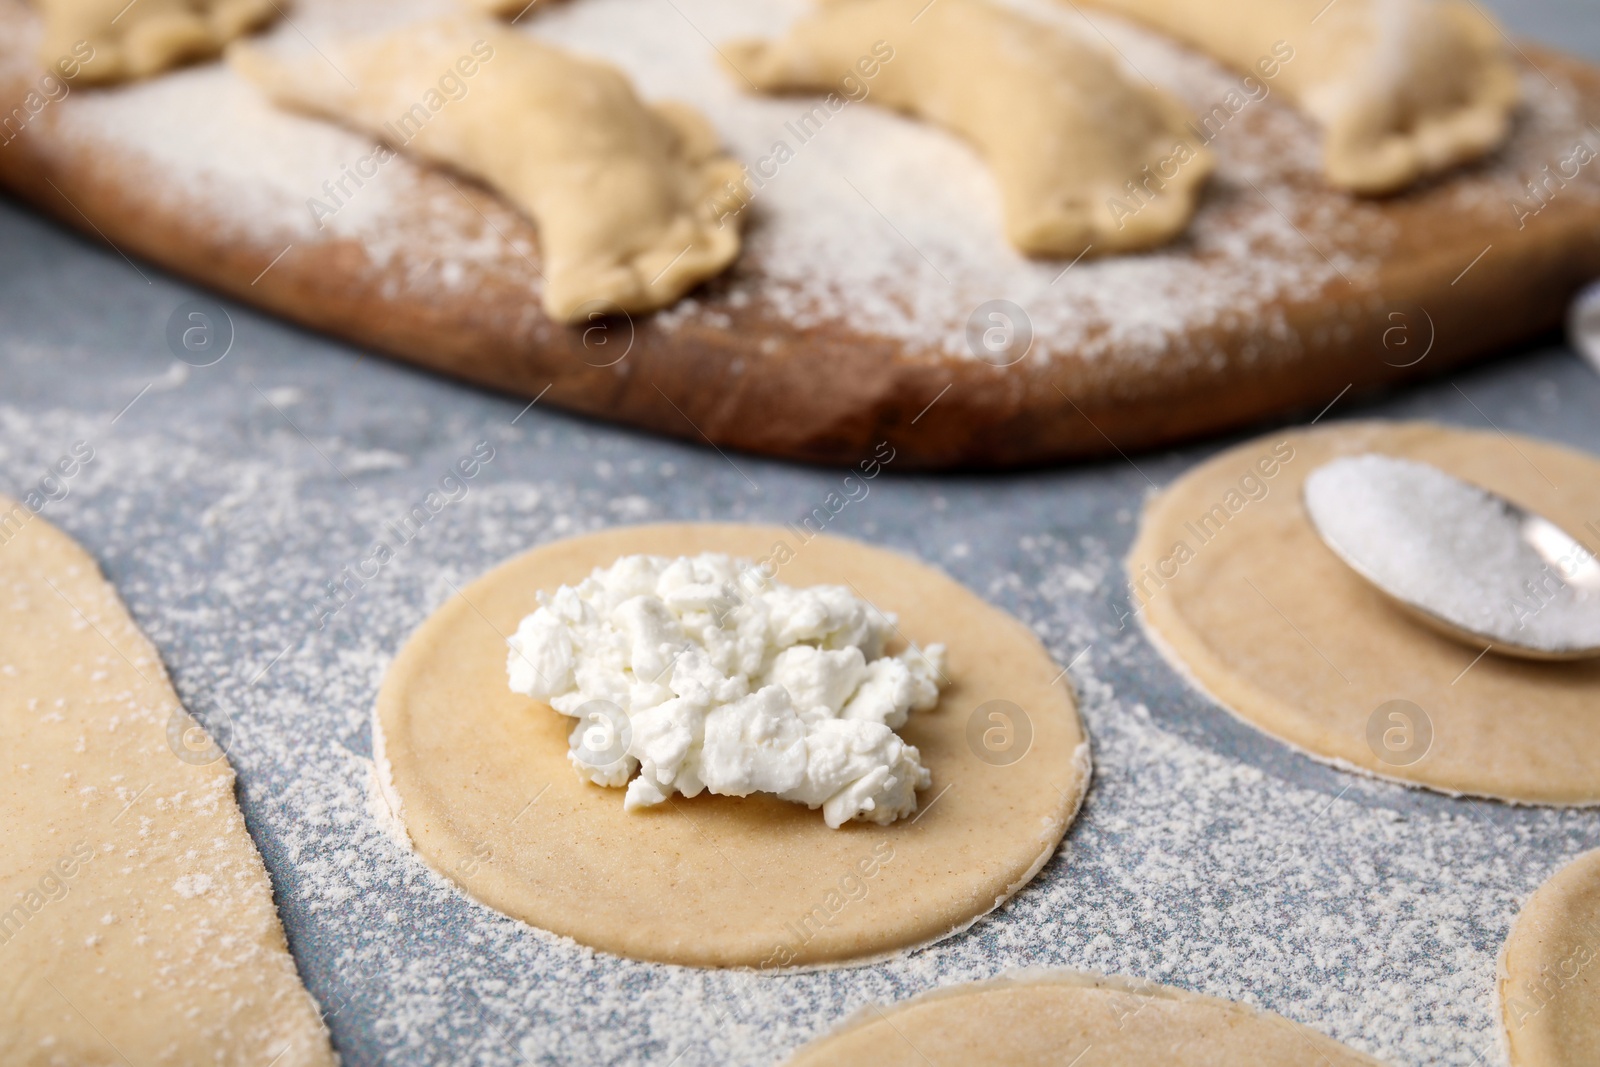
[3, 4, 1599, 1064]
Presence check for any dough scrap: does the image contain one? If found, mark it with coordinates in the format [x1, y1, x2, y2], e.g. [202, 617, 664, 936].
[1082, 0, 1519, 194]
[1128, 421, 1600, 805]
[1500, 849, 1600, 1067]
[375, 523, 1091, 968]
[231, 20, 744, 323]
[0, 499, 334, 1067]
[785, 970, 1389, 1065]
[722, 0, 1213, 258]
[34, 0, 275, 83]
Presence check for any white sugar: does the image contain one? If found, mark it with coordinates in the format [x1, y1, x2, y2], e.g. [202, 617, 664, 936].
[1305, 454, 1600, 654]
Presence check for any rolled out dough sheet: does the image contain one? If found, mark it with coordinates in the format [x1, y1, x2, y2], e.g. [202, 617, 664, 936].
[374, 523, 1091, 968]
[0, 497, 334, 1066]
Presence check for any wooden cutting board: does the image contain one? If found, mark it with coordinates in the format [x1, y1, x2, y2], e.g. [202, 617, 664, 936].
[3, 0, 1598, 469]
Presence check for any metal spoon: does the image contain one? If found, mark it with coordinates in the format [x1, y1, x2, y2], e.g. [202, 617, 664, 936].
[1303, 454, 1600, 661]
[1571, 278, 1600, 375]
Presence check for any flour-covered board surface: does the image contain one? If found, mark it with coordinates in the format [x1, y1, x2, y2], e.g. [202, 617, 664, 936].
[4, 181, 1600, 1064]
[2, 0, 1600, 466]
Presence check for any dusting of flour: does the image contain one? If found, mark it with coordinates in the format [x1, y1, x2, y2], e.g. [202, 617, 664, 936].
[1, 330, 1596, 1066]
[5, 0, 1590, 367]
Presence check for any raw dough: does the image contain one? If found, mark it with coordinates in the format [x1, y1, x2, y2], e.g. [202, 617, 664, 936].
[7, 0, 1599, 470]
[231, 19, 744, 323]
[723, 0, 1213, 257]
[785, 970, 1389, 1065]
[1500, 849, 1600, 1066]
[374, 524, 1090, 968]
[1128, 421, 1600, 804]
[35, 0, 274, 83]
[1081, 0, 1519, 194]
[0, 499, 334, 1066]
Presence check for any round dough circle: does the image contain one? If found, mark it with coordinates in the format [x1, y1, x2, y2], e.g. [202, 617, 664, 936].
[785, 971, 1386, 1066]
[375, 523, 1090, 968]
[1500, 849, 1600, 1066]
[1128, 421, 1600, 805]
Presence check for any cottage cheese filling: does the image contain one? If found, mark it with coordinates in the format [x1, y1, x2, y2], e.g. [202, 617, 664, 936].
[506, 553, 946, 827]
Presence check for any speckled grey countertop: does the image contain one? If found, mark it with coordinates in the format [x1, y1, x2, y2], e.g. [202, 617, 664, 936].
[3, 7, 1599, 1060]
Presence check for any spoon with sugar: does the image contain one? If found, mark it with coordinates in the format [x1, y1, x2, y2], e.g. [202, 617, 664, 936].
[1302, 453, 1600, 661]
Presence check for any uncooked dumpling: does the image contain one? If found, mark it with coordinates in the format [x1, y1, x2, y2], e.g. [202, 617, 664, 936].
[35, 0, 275, 83]
[723, 0, 1213, 257]
[1081, 0, 1519, 193]
[232, 20, 744, 323]
[0, 497, 334, 1066]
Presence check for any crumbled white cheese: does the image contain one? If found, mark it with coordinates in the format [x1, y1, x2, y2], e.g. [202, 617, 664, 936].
[506, 553, 946, 827]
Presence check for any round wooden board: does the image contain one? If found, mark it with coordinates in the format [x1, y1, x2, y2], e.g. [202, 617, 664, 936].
[2, 0, 1599, 469]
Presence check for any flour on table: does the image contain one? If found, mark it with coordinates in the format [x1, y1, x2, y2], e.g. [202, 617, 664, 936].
[2, 383, 1595, 1065]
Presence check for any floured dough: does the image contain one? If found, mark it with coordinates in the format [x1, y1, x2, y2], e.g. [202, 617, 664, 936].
[785, 970, 1388, 1065]
[1128, 421, 1600, 805]
[35, 0, 274, 83]
[0, 499, 334, 1066]
[374, 524, 1090, 968]
[723, 0, 1213, 257]
[231, 19, 743, 323]
[1082, 0, 1519, 194]
[1501, 849, 1600, 1066]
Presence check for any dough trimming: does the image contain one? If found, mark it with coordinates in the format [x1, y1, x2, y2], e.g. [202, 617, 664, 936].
[0, 498, 334, 1066]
